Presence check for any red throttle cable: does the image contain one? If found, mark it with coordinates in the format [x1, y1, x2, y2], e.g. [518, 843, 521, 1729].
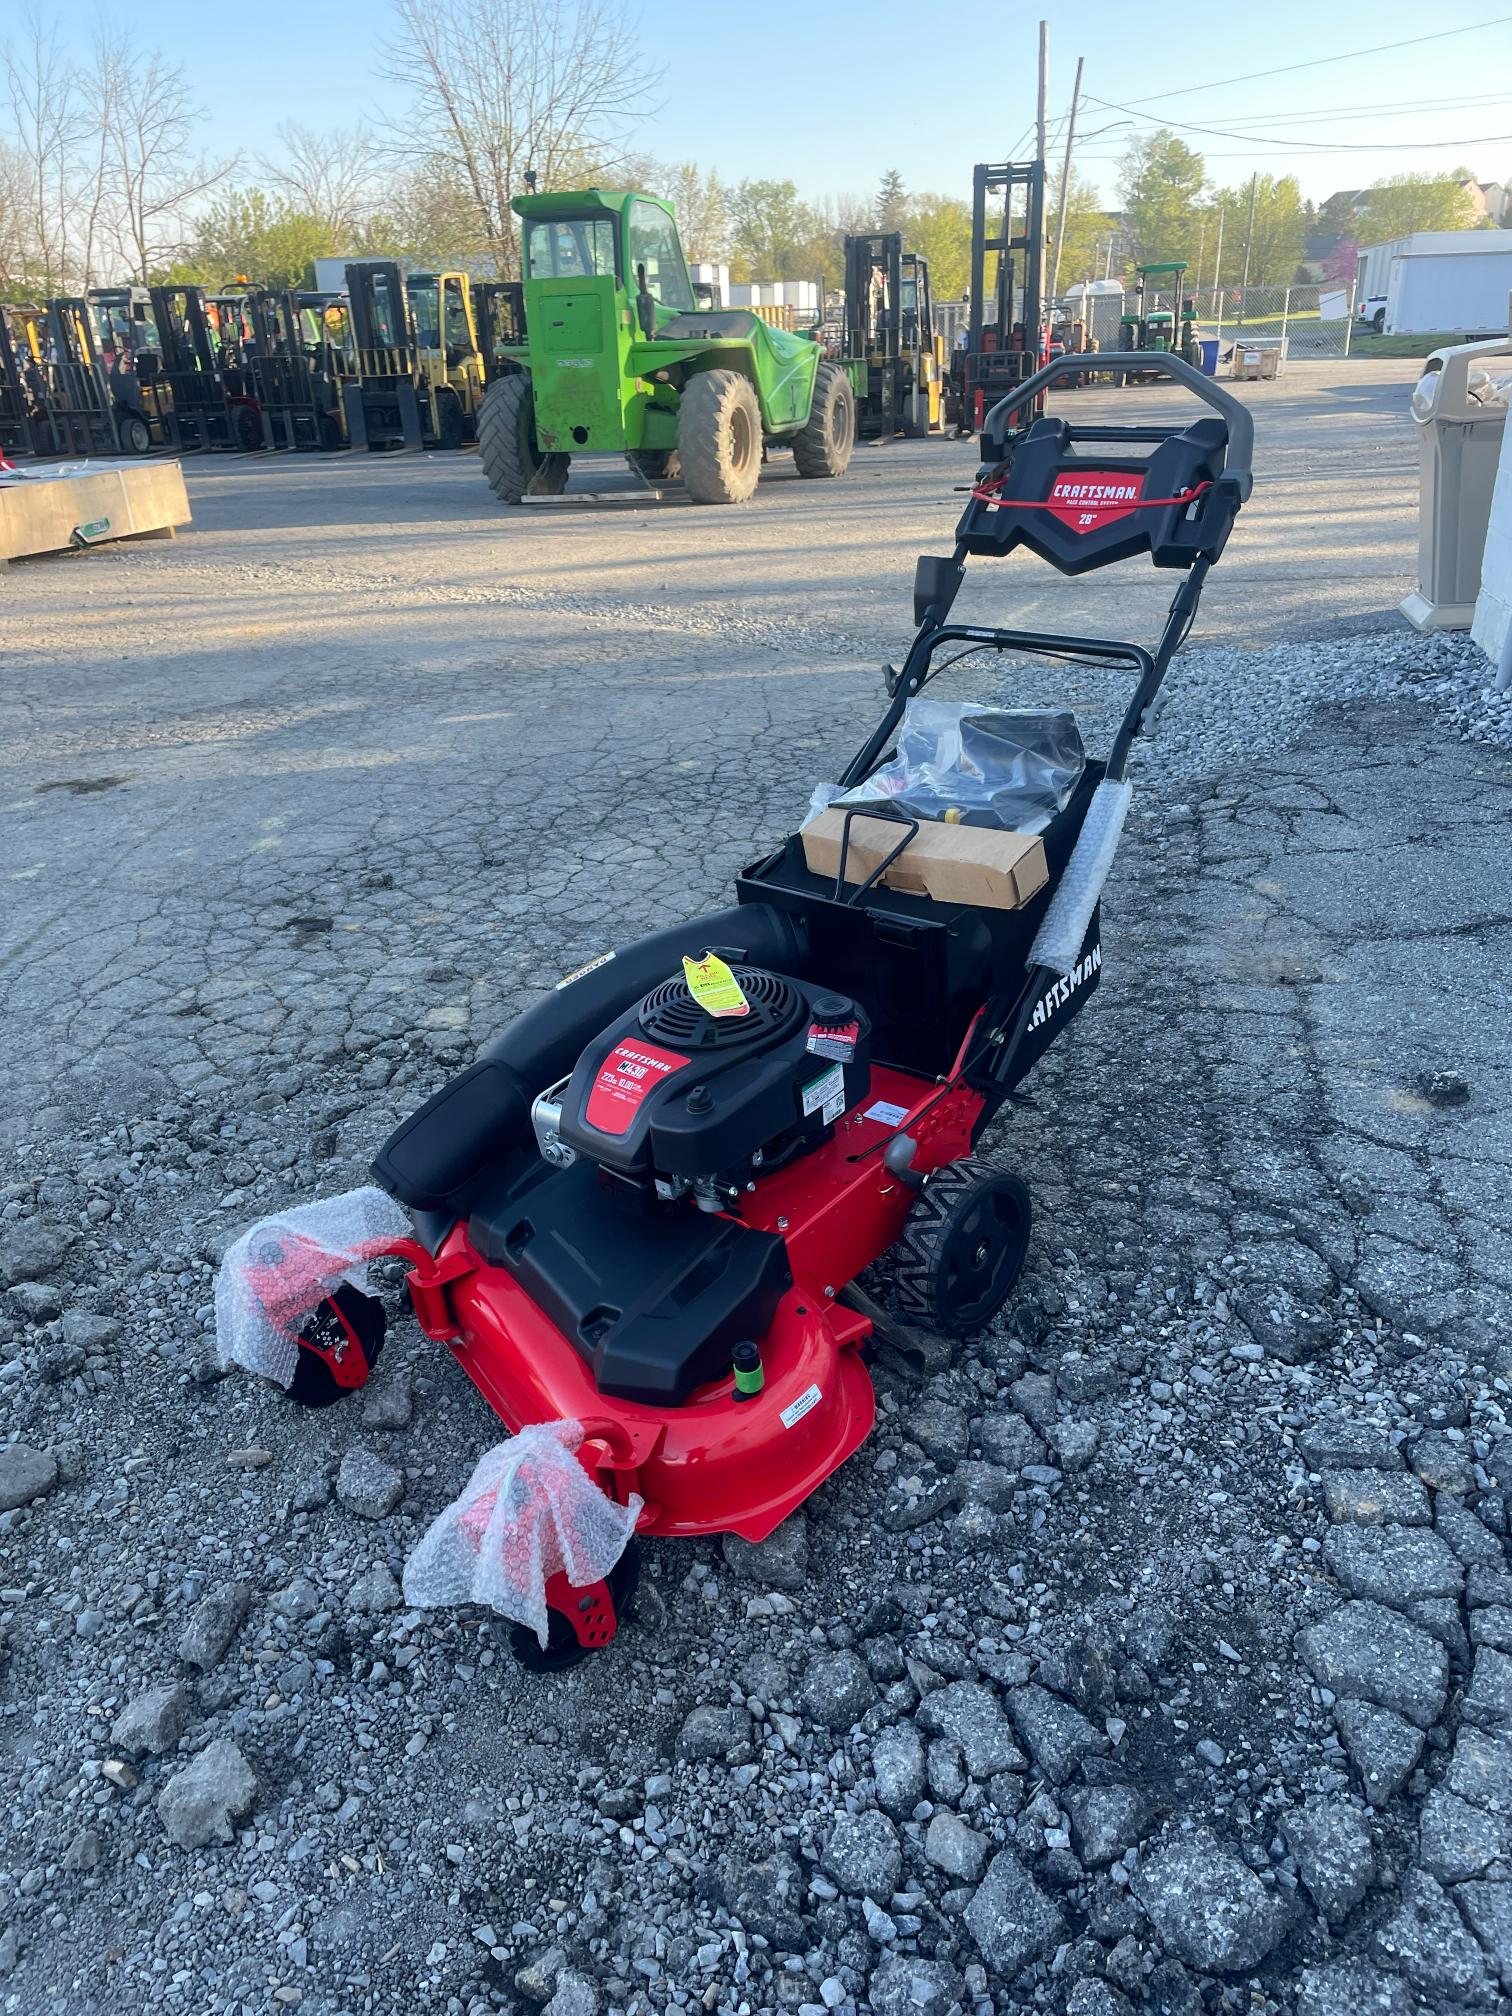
[969, 475, 1214, 509]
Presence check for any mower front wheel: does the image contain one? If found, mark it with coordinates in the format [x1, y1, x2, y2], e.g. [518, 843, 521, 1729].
[791, 360, 856, 480]
[677, 369, 761, 504]
[478, 374, 568, 504]
[507, 1540, 643, 1673]
[887, 1158, 1032, 1338]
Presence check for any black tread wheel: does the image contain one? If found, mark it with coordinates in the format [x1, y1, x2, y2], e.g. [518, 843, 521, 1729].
[477, 373, 568, 503]
[118, 412, 151, 455]
[234, 403, 264, 452]
[791, 360, 856, 479]
[626, 448, 681, 482]
[676, 369, 761, 504]
[436, 389, 466, 450]
[886, 1158, 1032, 1338]
[508, 1540, 643, 1673]
[286, 1282, 386, 1408]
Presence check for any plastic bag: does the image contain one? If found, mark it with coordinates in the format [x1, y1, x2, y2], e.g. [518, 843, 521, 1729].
[815, 699, 1085, 836]
[214, 1186, 412, 1388]
[402, 1422, 643, 1646]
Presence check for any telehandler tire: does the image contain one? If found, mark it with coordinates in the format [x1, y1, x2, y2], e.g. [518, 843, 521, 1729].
[478, 374, 569, 503]
[791, 360, 856, 479]
[677, 370, 761, 504]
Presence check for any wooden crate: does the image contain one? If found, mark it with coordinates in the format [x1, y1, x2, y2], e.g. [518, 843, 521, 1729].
[0, 460, 191, 566]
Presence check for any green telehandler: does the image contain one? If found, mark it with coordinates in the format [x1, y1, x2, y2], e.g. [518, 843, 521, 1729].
[477, 188, 856, 506]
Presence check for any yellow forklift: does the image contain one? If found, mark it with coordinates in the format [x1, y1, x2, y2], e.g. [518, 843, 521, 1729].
[342, 261, 486, 450]
[842, 232, 945, 441]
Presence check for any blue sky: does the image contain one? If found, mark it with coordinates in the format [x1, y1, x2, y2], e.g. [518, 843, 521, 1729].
[43, 2, 1512, 210]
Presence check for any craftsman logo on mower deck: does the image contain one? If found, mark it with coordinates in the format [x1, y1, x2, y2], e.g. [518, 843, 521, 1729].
[1047, 471, 1144, 532]
[1028, 945, 1103, 1030]
[584, 1039, 691, 1135]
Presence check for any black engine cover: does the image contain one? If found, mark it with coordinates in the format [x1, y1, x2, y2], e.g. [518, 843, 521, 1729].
[559, 966, 871, 1184]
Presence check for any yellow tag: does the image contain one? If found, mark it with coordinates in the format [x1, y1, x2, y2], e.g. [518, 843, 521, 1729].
[682, 951, 749, 1018]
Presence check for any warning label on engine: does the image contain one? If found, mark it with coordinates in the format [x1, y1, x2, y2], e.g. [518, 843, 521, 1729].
[801, 1063, 846, 1125]
[806, 1018, 859, 1062]
[780, 1382, 823, 1430]
[1046, 469, 1144, 533]
[682, 951, 749, 1018]
[584, 1038, 690, 1135]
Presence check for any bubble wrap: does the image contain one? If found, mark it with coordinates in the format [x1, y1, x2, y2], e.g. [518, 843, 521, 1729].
[214, 1186, 413, 1388]
[402, 1422, 643, 1647]
[1027, 777, 1133, 977]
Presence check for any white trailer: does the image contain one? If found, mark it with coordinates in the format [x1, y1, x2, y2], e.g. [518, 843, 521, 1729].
[1357, 232, 1512, 335]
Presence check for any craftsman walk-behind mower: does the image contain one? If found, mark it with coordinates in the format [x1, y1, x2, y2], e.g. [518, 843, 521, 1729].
[219, 353, 1252, 1669]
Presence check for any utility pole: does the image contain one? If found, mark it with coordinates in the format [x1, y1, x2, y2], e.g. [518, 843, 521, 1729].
[1036, 21, 1049, 166]
[1239, 170, 1258, 324]
[1210, 202, 1225, 315]
[1048, 54, 1083, 305]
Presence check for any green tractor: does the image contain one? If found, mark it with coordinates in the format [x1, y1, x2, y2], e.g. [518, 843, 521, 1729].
[477, 188, 856, 506]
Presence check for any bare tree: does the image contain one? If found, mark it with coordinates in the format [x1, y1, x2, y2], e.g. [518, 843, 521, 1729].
[260, 121, 381, 238]
[381, 0, 661, 276]
[660, 161, 727, 265]
[100, 39, 226, 281]
[0, 138, 36, 295]
[2, 10, 82, 293]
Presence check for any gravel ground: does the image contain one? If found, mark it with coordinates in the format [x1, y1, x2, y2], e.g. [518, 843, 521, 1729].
[2, 367, 1510, 2016]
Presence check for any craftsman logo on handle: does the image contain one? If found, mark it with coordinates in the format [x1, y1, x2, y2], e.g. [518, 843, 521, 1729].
[1046, 471, 1144, 532]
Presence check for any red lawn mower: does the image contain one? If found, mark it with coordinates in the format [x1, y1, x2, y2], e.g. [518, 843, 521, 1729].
[254, 354, 1252, 1667]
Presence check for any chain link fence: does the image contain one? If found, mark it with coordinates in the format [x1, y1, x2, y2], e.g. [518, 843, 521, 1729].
[1193, 281, 1358, 364]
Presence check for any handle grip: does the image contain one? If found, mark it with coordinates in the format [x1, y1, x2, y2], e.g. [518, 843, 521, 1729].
[982, 350, 1253, 502]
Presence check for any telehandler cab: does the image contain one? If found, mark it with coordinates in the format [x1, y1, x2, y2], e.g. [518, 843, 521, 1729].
[476, 188, 856, 505]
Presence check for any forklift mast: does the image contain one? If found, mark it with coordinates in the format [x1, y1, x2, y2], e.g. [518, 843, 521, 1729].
[0, 308, 45, 458]
[42, 298, 123, 453]
[960, 159, 1045, 432]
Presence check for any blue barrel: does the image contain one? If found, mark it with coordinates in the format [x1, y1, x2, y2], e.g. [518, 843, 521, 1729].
[1198, 338, 1220, 377]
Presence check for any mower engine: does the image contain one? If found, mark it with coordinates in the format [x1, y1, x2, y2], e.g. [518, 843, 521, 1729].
[532, 966, 872, 1213]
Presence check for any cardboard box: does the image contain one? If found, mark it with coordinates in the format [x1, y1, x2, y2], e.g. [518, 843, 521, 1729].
[801, 806, 1047, 912]
[0, 460, 190, 566]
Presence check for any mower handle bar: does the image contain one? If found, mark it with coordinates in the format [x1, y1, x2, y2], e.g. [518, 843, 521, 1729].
[982, 350, 1253, 501]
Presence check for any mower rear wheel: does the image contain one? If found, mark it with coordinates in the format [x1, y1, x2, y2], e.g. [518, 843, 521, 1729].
[677, 369, 761, 504]
[791, 360, 856, 479]
[478, 373, 569, 503]
[508, 1540, 643, 1673]
[887, 1158, 1031, 1338]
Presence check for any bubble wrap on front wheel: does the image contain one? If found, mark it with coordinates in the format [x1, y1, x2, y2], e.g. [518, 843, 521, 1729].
[402, 1423, 643, 1647]
[214, 1186, 413, 1388]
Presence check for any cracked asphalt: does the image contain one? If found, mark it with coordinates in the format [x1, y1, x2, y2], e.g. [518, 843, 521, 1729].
[3, 357, 1511, 2016]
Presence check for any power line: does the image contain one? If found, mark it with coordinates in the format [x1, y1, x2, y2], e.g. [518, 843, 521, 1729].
[1085, 93, 1512, 151]
[1113, 16, 1512, 109]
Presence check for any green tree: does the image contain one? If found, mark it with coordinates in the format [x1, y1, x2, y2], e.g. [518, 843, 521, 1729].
[901, 192, 972, 299]
[181, 188, 331, 289]
[1046, 166, 1114, 295]
[1360, 172, 1474, 243]
[876, 168, 906, 232]
[1210, 174, 1306, 285]
[354, 161, 490, 267]
[661, 160, 727, 265]
[727, 179, 816, 279]
[1119, 130, 1206, 267]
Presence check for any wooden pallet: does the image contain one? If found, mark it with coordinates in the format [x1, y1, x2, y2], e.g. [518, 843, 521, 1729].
[0, 460, 191, 566]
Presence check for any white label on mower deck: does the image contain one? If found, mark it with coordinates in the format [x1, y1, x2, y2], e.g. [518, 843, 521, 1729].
[863, 1099, 909, 1128]
[780, 1383, 823, 1429]
[801, 1064, 845, 1124]
[555, 950, 615, 990]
